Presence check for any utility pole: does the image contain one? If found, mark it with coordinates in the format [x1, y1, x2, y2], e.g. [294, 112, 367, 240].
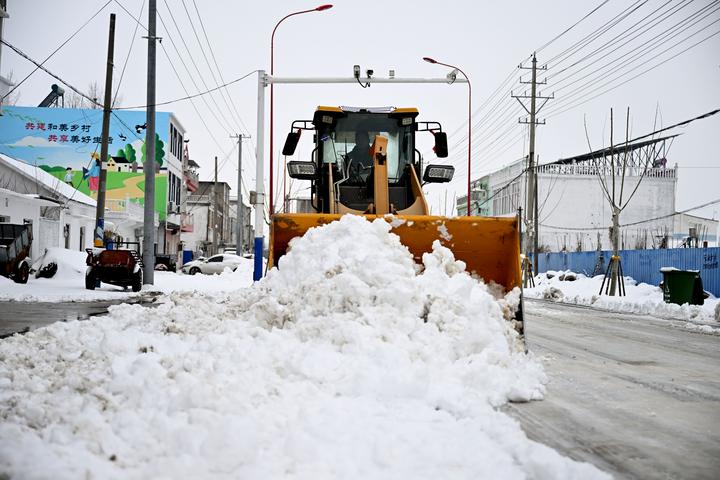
[231, 133, 251, 254]
[512, 53, 553, 277]
[142, 0, 158, 284]
[94, 13, 115, 248]
[212, 155, 218, 255]
[0, 1, 9, 115]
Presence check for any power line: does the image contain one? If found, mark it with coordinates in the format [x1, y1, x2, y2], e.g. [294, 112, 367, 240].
[0, 0, 112, 102]
[547, 0, 694, 84]
[547, 2, 720, 99]
[546, 28, 720, 119]
[535, 0, 611, 54]
[541, 198, 720, 230]
[190, 0, 258, 161]
[114, 69, 258, 110]
[156, 4, 233, 136]
[112, 0, 146, 108]
[181, 0, 247, 136]
[0, 38, 101, 107]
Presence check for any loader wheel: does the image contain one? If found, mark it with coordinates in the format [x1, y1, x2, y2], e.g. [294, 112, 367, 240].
[189, 267, 201, 275]
[131, 269, 143, 292]
[85, 268, 96, 290]
[15, 262, 29, 284]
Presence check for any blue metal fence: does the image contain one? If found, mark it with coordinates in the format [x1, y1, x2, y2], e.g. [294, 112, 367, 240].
[536, 247, 720, 297]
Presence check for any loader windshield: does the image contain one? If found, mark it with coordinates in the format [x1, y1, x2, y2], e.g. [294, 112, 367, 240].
[319, 113, 414, 184]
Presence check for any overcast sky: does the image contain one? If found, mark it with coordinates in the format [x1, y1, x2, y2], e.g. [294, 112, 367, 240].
[2, 0, 719, 224]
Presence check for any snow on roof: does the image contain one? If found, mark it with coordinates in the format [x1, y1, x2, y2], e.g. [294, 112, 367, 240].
[0, 187, 63, 207]
[0, 153, 96, 207]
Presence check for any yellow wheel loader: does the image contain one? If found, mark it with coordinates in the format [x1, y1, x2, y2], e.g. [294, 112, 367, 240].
[273, 106, 524, 338]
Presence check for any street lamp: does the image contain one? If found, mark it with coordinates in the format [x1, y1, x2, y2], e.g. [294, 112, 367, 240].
[423, 56, 472, 216]
[270, 4, 333, 215]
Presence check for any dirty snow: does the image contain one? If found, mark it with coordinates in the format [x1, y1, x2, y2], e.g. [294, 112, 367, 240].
[0, 215, 609, 479]
[526, 270, 720, 329]
[0, 247, 256, 302]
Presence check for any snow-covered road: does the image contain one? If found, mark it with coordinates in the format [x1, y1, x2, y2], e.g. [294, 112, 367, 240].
[506, 299, 720, 480]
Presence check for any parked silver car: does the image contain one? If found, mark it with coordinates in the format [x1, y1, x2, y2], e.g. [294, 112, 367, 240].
[181, 254, 244, 275]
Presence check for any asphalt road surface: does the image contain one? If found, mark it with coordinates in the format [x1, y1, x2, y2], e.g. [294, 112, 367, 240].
[0, 295, 157, 338]
[505, 299, 720, 480]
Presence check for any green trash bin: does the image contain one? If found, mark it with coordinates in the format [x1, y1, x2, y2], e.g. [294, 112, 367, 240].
[659, 267, 704, 306]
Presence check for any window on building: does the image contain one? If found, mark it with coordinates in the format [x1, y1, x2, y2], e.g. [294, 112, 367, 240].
[79, 226, 85, 251]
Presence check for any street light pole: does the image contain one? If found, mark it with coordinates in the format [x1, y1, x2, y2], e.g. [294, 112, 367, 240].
[270, 4, 332, 216]
[423, 57, 472, 216]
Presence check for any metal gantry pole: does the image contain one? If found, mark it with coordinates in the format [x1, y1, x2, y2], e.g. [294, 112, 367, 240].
[142, 0, 157, 284]
[252, 73, 468, 282]
[253, 70, 266, 281]
[94, 13, 116, 248]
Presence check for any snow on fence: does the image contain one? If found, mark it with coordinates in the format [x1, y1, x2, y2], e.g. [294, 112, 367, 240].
[536, 247, 720, 297]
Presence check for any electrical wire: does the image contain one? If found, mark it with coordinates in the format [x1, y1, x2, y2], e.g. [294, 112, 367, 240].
[114, 70, 258, 110]
[0, 0, 112, 102]
[112, 0, 146, 108]
[189, 0, 253, 138]
[0, 38, 101, 107]
[541, 198, 720, 230]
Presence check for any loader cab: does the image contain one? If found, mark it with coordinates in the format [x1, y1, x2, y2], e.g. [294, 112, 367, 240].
[284, 106, 451, 215]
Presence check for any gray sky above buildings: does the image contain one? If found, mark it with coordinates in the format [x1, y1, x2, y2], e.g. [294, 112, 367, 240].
[2, 0, 719, 220]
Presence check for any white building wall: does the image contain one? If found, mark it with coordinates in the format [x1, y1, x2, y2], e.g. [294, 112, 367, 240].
[180, 202, 210, 255]
[0, 191, 41, 259]
[481, 157, 679, 252]
[535, 173, 676, 251]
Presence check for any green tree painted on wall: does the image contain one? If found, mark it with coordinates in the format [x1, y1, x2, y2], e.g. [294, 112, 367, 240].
[115, 143, 136, 162]
[141, 133, 165, 167]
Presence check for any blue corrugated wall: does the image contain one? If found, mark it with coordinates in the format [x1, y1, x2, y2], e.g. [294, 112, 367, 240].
[536, 248, 720, 297]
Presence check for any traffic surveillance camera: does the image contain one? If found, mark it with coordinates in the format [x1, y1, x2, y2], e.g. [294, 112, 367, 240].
[353, 65, 361, 79]
[366, 69, 374, 78]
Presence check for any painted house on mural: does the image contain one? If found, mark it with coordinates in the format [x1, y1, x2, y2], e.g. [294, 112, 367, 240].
[0, 153, 95, 260]
[0, 105, 187, 254]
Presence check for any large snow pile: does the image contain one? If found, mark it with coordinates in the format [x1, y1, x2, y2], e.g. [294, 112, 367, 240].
[0, 216, 609, 479]
[527, 270, 720, 330]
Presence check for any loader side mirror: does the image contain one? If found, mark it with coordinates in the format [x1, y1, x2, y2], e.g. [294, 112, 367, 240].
[433, 131, 448, 158]
[282, 131, 301, 156]
[423, 164, 454, 183]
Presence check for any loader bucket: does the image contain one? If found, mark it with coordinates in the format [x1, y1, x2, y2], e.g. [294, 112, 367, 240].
[269, 213, 522, 292]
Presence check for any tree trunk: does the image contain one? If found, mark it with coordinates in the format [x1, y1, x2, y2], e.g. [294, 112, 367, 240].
[609, 208, 620, 295]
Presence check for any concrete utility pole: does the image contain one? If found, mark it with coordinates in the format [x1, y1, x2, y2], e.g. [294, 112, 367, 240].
[513, 53, 553, 277]
[0, 1, 10, 115]
[94, 13, 115, 248]
[142, 0, 158, 284]
[231, 133, 251, 254]
[212, 155, 218, 254]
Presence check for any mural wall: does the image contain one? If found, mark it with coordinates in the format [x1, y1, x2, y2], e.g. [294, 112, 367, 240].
[0, 106, 170, 219]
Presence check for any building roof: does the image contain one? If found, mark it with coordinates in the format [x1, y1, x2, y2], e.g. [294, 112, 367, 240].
[0, 152, 96, 207]
[0, 187, 63, 207]
[553, 135, 679, 165]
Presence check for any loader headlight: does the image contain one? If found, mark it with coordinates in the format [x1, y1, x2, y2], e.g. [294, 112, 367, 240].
[287, 161, 318, 180]
[423, 164, 454, 183]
